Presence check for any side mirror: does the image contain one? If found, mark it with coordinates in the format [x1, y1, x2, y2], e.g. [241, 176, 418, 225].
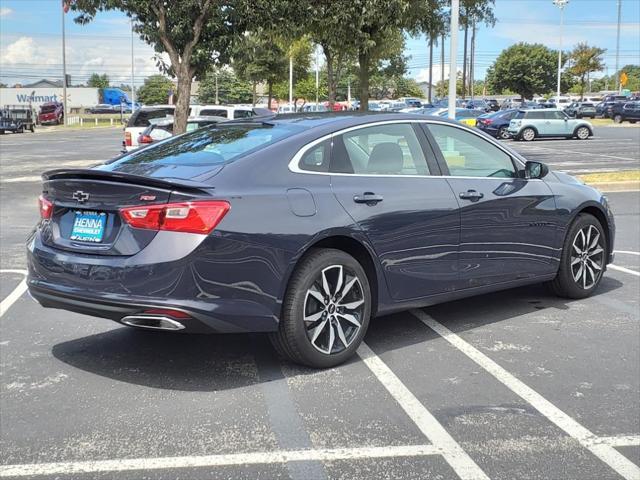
[525, 161, 549, 179]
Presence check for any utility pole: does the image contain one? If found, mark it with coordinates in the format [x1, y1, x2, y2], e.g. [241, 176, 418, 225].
[553, 0, 569, 100]
[428, 36, 433, 103]
[61, 4, 68, 126]
[614, 0, 622, 92]
[289, 56, 293, 107]
[441, 33, 445, 100]
[448, 0, 459, 119]
[470, 21, 476, 100]
[461, 24, 468, 98]
[130, 19, 135, 109]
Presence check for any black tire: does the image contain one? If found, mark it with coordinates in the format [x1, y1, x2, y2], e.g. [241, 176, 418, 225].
[270, 248, 371, 368]
[548, 213, 606, 299]
[497, 126, 510, 139]
[631, 120, 637, 124]
[521, 127, 536, 141]
[17, 126, 24, 134]
[613, 114, 623, 124]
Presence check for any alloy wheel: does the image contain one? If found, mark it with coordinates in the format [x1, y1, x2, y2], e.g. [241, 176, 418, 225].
[576, 127, 590, 140]
[570, 225, 604, 289]
[498, 127, 510, 139]
[303, 265, 365, 355]
[522, 128, 535, 141]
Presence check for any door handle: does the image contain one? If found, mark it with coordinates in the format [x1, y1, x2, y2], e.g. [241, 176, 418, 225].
[353, 192, 384, 205]
[459, 190, 484, 202]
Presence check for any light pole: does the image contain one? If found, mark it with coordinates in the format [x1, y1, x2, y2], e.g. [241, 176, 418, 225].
[448, 0, 459, 120]
[614, 0, 621, 93]
[130, 19, 135, 109]
[553, 0, 569, 100]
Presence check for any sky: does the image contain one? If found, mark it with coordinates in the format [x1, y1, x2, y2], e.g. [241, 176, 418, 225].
[0, 0, 639, 88]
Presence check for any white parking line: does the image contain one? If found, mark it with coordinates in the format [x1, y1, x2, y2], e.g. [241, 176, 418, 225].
[0, 445, 439, 477]
[609, 265, 640, 277]
[589, 435, 640, 448]
[615, 250, 640, 256]
[358, 342, 490, 480]
[411, 309, 640, 480]
[0, 269, 28, 318]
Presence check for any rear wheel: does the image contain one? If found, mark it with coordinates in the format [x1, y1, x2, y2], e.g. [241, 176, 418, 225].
[575, 126, 590, 140]
[548, 214, 606, 299]
[270, 249, 371, 368]
[521, 127, 536, 141]
[497, 126, 510, 139]
[17, 126, 24, 134]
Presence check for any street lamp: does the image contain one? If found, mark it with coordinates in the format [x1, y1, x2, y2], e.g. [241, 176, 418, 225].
[553, 0, 569, 100]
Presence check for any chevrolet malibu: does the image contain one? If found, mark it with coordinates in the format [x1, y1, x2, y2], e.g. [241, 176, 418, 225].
[27, 113, 615, 368]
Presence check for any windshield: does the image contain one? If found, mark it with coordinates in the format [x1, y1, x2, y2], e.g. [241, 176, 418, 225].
[99, 123, 303, 179]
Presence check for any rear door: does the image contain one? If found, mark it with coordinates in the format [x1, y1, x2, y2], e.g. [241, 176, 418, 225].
[423, 122, 559, 288]
[329, 122, 461, 300]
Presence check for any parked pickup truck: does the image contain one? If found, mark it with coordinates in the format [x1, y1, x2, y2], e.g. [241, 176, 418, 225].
[0, 105, 36, 134]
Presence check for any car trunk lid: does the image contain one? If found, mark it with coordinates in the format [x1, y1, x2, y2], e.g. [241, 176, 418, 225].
[40, 169, 214, 256]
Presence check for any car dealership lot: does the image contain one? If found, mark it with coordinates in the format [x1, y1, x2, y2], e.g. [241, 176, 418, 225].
[1, 126, 639, 479]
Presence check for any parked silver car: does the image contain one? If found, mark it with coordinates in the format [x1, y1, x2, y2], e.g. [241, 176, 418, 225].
[508, 109, 593, 141]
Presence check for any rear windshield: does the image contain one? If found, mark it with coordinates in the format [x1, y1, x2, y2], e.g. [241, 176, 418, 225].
[100, 123, 303, 178]
[128, 108, 175, 127]
[581, 103, 594, 107]
[40, 105, 57, 113]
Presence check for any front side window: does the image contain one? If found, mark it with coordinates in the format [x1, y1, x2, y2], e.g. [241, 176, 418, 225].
[233, 109, 255, 119]
[428, 124, 517, 178]
[198, 109, 229, 118]
[331, 123, 430, 175]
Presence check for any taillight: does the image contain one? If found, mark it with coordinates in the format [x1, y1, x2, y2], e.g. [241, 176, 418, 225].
[138, 134, 153, 144]
[120, 201, 230, 234]
[142, 308, 191, 319]
[38, 195, 53, 219]
[125, 131, 132, 146]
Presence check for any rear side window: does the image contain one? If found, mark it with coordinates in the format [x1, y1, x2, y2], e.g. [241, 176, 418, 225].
[198, 109, 229, 118]
[514, 111, 525, 119]
[525, 111, 545, 119]
[331, 123, 430, 175]
[102, 123, 304, 178]
[428, 124, 516, 178]
[233, 109, 255, 119]
[129, 108, 175, 127]
[298, 140, 330, 172]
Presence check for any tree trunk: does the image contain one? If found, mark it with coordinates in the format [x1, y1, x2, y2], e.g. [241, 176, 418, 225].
[428, 36, 434, 103]
[267, 81, 273, 110]
[358, 50, 370, 111]
[252, 81, 257, 107]
[173, 66, 192, 134]
[325, 48, 336, 108]
[469, 22, 476, 98]
[462, 24, 468, 98]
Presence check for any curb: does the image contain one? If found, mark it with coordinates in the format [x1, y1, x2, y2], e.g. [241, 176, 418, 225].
[585, 180, 640, 192]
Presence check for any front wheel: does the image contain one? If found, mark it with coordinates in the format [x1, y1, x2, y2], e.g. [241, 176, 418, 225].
[575, 126, 590, 140]
[270, 249, 371, 368]
[613, 114, 623, 124]
[521, 127, 536, 141]
[548, 213, 606, 299]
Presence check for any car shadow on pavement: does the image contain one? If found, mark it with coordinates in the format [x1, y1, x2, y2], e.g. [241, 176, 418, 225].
[366, 276, 624, 355]
[51, 277, 624, 389]
[51, 328, 280, 392]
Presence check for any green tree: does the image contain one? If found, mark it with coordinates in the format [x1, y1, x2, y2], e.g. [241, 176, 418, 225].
[198, 69, 253, 105]
[72, 0, 257, 133]
[87, 73, 109, 89]
[486, 43, 561, 100]
[137, 75, 174, 105]
[569, 43, 606, 99]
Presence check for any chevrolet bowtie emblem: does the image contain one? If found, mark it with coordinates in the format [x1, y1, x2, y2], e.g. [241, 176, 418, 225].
[72, 190, 90, 203]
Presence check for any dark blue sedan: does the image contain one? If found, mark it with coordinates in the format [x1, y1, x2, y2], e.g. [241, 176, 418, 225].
[476, 109, 519, 139]
[27, 113, 615, 368]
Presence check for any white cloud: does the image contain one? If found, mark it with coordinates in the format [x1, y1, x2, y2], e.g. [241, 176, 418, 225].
[0, 36, 59, 66]
[0, 7, 13, 17]
[415, 64, 461, 84]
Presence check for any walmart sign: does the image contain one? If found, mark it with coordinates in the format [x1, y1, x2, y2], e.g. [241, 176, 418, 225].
[0, 88, 98, 108]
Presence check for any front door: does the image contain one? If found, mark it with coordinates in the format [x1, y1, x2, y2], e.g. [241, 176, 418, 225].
[329, 122, 461, 300]
[544, 110, 572, 136]
[424, 122, 560, 288]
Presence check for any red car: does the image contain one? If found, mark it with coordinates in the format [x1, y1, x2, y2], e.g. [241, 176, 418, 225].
[38, 102, 64, 125]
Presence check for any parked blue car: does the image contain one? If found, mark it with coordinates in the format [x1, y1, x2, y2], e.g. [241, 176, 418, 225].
[476, 109, 518, 139]
[28, 113, 615, 367]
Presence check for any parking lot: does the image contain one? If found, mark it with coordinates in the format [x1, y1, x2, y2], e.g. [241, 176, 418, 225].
[1, 126, 639, 480]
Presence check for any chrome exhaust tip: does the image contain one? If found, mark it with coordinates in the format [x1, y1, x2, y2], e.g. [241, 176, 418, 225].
[121, 315, 185, 331]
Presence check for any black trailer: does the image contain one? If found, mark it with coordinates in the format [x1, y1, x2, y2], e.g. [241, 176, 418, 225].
[0, 105, 36, 134]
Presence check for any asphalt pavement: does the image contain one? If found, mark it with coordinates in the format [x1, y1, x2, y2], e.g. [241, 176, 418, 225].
[0, 125, 638, 480]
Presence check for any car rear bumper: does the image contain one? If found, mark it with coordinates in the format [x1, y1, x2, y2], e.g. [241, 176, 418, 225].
[26, 231, 285, 334]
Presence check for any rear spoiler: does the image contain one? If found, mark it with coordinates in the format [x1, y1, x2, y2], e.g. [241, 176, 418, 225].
[42, 169, 214, 193]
